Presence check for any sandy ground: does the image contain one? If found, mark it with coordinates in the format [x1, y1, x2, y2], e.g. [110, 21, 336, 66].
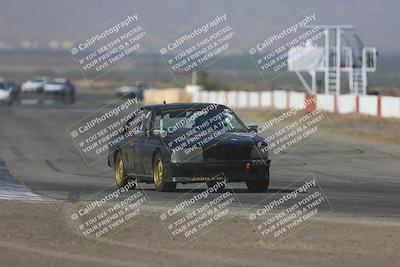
[0, 201, 399, 267]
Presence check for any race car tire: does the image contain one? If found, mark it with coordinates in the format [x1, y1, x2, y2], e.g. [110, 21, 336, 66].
[115, 152, 129, 188]
[153, 154, 176, 192]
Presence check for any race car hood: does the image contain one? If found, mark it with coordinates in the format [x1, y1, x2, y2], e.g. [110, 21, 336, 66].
[161, 128, 265, 150]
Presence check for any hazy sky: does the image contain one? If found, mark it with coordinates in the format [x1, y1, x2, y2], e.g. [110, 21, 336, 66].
[1, 0, 399, 55]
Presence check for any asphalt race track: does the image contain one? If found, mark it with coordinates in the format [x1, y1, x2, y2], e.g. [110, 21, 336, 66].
[0, 93, 399, 217]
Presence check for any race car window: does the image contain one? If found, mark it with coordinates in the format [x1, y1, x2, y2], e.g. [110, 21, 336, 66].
[152, 107, 247, 135]
[125, 108, 148, 134]
[140, 110, 152, 131]
[153, 110, 190, 135]
[153, 113, 162, 135]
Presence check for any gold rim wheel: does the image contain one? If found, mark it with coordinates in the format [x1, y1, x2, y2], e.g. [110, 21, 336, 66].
[154, 159, 163, 187]
[115, 158, 124, 185]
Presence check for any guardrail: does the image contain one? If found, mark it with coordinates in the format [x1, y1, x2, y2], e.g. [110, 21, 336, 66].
[192, 90, 400, 119]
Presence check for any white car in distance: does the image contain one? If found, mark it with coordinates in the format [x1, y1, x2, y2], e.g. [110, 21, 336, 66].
[21, 76, 49, 93]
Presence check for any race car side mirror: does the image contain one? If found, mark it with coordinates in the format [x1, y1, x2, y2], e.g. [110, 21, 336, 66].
[247, 124, 258, 134]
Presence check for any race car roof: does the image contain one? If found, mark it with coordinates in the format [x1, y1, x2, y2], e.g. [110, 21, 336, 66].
[144, 102, 226, 111]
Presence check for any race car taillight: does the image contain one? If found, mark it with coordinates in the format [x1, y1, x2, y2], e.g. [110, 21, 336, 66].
[245, 162, 251, 172]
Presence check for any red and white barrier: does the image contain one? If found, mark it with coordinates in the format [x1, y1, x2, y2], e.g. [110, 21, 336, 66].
[359, 95, 379, 116]
[226, 91, 237, 108]
[273, 90, 287, 110]
[381, 96, 400, 118]
[199, 91, 208, 103]
[337, 95, 357, 114]
[288, 91, 306, 109]
[248, 92, 260, 108]
[237, 91, 248, 108]
[216, 91, 227, 104]
[316, 94, 335, 113]
[191, 90, 400, 119]
[207, 91, 217, 103]
[260, 91, 272, 107]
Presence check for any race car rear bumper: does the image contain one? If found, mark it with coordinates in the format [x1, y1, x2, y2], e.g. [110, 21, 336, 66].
[167, 159, 270, 183]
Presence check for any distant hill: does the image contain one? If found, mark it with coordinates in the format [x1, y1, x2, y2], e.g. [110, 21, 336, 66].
[0, 50, 399, 91]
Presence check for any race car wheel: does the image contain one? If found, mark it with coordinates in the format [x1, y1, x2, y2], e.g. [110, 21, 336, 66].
[246, 178, 269, 193]
[115, 153, 128, 188]
[153, 154, 176, 192]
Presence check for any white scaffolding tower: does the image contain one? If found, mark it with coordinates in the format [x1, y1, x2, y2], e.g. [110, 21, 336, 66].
[288, 25, 377, 95]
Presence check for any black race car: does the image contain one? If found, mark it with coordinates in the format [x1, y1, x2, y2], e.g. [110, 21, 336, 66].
[107, 103, 270, 192]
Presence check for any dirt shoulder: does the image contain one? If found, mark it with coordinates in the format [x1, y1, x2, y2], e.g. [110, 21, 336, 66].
[0, 201, 399, 267]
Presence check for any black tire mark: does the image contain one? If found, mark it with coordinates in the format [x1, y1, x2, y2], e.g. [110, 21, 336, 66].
[45, 159, 63, 173]
[12, 146, 29, 161]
